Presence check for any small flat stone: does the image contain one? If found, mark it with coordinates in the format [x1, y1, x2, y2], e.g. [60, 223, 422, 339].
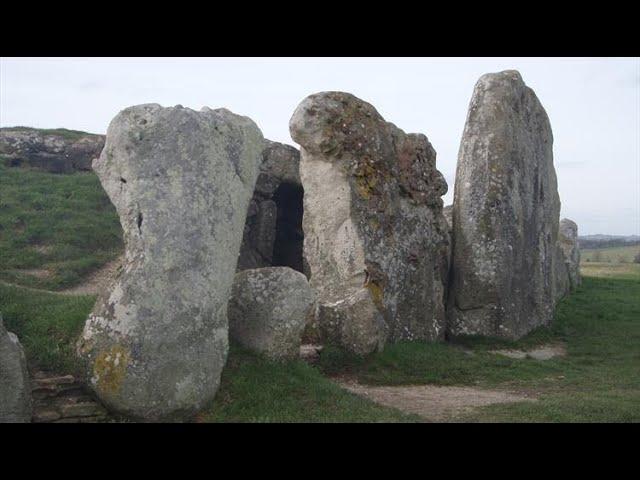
[60, 402, 107, 418]
[33, 410, 62, 422]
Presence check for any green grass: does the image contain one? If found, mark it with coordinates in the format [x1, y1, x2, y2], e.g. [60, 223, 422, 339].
[0, 283, 95, 373]
[581, 244, 640, 263]
[319, 263, 640, 422]
[202, 345, 419, 423]
[0, 161, 123, 290]
[1, 259, 637, 422]
[1, 163, 637, 421]
[0, 281, 418, 422]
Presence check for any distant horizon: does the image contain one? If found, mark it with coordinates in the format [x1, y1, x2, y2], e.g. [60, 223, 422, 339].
[1, 57, 638, 236]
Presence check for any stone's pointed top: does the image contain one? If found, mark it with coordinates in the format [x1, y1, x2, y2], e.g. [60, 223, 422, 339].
[477, 69, 524, 87]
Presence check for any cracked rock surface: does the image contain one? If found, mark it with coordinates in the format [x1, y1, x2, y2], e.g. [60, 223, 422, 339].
[1, 313, 32, 423]
[76, 104, 263, 421]
[290, 91, 449, 354]
[448, 71, 561, 340]
[228, 267, 314, 360]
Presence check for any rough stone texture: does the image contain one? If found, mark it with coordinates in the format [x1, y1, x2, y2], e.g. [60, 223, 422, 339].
[290, 91, 450, 354]
[442, 204, 454, 302]
[448, 70, 561, 340]
[0, 127, 105, 173]
[76, 104, 263, 421]
[443, 205, 453, 232]
[31, 372, 109, 423]
[556, 218, 581, 296]
[1, 313, 32, 422]
[228, 267, 315, 360]
[237, 140, 304, 273]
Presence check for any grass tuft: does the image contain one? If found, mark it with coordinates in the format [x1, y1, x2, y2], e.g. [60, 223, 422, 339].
[0, 283, 95, 373]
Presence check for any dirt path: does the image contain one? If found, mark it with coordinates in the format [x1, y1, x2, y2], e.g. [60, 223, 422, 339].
[59, 255, 123, 296]
[490, 344, 566, 360]
[1, 255, 123, 296]
[336, 378, 537, 422]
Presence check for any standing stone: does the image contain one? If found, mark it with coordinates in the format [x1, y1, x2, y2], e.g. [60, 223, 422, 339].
[557, 218, 581, 293]
[237, 140, 304, 273]
[76, 104, 263, 420]
[448, 70, 561, 340]
[443, 205, 453, 232]
[228, 267, 315, 360]
[1, 314, 32, 423]
[290, 92, 450, 355]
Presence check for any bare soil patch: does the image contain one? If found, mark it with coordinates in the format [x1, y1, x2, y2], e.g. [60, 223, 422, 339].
[60, 255, 123, 296]
[9, 268, 53, 279]
[491, 343, 567, 360]
[336, 378, 537, 421]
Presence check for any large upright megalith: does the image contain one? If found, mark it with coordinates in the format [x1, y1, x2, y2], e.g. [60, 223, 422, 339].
[290, 92, 450, 355]
[448, 70, 561, 339]
[76, 104, 263, 420]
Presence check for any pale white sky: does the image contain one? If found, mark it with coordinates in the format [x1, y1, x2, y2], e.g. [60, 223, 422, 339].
[1, 57, 638, 235]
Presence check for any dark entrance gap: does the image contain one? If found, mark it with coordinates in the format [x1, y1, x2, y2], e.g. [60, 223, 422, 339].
[272, 182, 304, 273]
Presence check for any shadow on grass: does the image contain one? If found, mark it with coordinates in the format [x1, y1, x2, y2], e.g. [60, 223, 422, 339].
[202, 344, 420, 423]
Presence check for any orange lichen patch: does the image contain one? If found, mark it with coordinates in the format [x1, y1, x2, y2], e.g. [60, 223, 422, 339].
[92, 344, 130, 395]
[366, 279, 385, 313]
[354, 162, 379, 200]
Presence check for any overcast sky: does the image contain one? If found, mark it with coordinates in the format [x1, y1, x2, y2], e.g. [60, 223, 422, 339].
[1, 57, 638, 235]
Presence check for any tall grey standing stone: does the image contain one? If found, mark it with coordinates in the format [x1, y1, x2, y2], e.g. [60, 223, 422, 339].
[290, 92, 450, 355]
[1, 314, 32, 423]
[557, 218, 581, 295]
[228, 267, 315, 360]
[76, 104, 264, 420]
[448, 70, 561, 340]
[237, 140, 304, 273]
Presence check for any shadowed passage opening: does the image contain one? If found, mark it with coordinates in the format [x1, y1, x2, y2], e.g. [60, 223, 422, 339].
[272, 182, 304, 273]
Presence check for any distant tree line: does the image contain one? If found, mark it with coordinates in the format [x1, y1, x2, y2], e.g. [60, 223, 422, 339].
[579, 239, 640, 250]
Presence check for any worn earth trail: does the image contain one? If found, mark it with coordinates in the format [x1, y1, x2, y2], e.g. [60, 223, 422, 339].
[335, 377, 537, 422]
[1, 255, 123, 297]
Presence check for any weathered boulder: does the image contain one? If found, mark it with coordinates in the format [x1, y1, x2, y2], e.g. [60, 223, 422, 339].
[76, 104, 264, 420]
[237, 140, 304, 273]
[290, 91, 450, 355]
[228, 267, 314, 360]
[0, 127, 105, 173]
[557, 218, 581, 292]
[1, 314, 32, 423]
[448, 70, 561, 340]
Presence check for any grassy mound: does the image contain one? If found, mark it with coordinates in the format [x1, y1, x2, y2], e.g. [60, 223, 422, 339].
[0, 160, 123, 290]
